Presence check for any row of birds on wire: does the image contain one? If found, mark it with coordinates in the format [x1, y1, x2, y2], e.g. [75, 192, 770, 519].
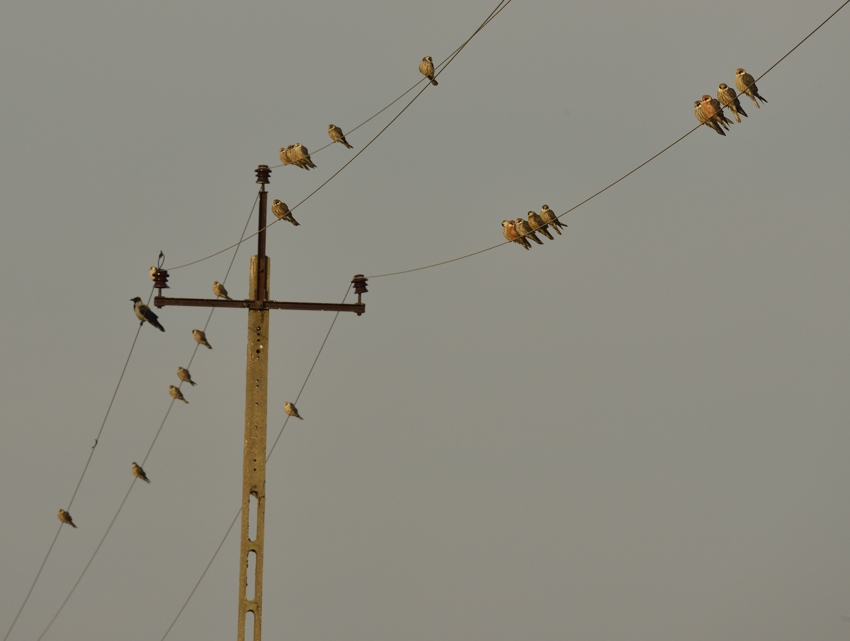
[278, 56, 440, 171]
[502, 205, 568, 250]
[695, 68, 768, 136]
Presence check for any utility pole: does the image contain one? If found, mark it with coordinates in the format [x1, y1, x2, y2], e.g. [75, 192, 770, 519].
[152, 165, 368, 641]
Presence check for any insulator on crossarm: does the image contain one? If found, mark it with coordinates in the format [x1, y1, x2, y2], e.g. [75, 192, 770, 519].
[152, 269, 170, 290]
[351, 274, 368, 307]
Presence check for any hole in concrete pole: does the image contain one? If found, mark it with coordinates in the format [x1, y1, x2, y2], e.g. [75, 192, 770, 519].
[245, 610, 255, 641]
[249, 493, 258, 541]
[246, 550, 257, 602]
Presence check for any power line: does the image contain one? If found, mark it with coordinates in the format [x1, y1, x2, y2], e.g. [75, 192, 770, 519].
[158, 284, 352, 641]
[365, 0, 850, 280]
[162, 0, 512, 273]
[26, 193, 261, 641]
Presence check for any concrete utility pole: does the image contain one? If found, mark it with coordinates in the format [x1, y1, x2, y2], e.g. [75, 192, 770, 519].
[153, 165, 368, 641]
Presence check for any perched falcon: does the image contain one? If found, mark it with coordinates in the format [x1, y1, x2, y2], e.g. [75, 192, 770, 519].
[717, 83, 748, 123]
[292, 143, 316, 169]
[735, 68, 767, 108]
[169, 385, 188, 404]
[177, 366, 196, 386]
[149, 266, 157, 280]
[527, 210, 554, 240]
[540, 205, 567, 234]
[284, 401, 303, 420]
[58, 509, 77, 528]
[701, 95, 733, 130]
[131, 297, 165, 331]
[695, 100, 725, 136]
[193, 329, 212, 349]
[502, 220, 531, 250]
[212, 281, 232, 301]
[272, 199, 300, 226]
[419, 56, 438, 85]
[132, 462, 151, 484]
[328, 124, 353, 149]
[515, 218, 544, 245]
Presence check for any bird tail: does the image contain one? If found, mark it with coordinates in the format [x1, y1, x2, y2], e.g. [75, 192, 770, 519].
[539, 227, 554, 240]
[153, 320, 165, 332]
[551, 225, 562, 235]
[189, 380, 197, 386]
[225, 295, 233, 301]
[737, 105, 748, 119]
[756, 93, 767, 104]
[343, 139, 353, 149]
[142, 476, 151, 483]
[205, 343, 212, 349]
[430, 76, 438, 86]
[71, 522, 77, 528]
[182, 398, 189, 404]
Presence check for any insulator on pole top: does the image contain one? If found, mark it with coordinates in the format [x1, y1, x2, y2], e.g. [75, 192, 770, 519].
[255, 165, 271, 184]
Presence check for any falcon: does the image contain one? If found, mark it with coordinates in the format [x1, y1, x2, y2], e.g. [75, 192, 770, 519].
[131, 297, 165, 331]
[193, 329, 212, 349]
[132, 462, 151, 484]
[328, 124, 353, 149]
[695, 100, 725, 136]
[701, 95, 733, 130]
[419, 56, 438, 85]
[58, 509, 77, 528]
[177, 366, 196, 386]
[502, 220, 531, 250]
[540, 205, 567, 234]
[735, 68, 767, 108]
[169, 385, 188, 404]
[284, 401, 304, 420]
[717, 83, 748, 123]
[515, 218, 544, 245]
[527, 210, 554, 240]
[212, 281, 232, 301]
[272, 199, 300, 226]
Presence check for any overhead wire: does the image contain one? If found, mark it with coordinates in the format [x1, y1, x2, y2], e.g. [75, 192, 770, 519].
[365, 0, 850, 279]
[162, 0, 512, 273]
[28, 193, 260, 641]
[158, 284, 353, 641]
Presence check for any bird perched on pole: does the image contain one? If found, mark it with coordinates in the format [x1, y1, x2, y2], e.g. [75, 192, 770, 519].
[169, 385, 188, 404]
[735, 68, 767, 108]
[717, 83, 748, 123]
[177, 366, 196, 386]
[193, 329, 212, 349]
[149, 266, 157, 280]
[284, 402, 303, 420]
[58, 509, 77, 528]
[132, 462, 151, 483]
[212, 281, 232, 301]
[131, 297, 165, 331]
[701, 95, 734, 131]
[540, 205, 567, 234]
[527, 210, 554, 240]
[419, 56, 438, 85]
[515, 218, 544, 245]
[272, 199, 300, 226]
[328, 124, 353, 149]
[695, 100, 725, 136]
[503, 220, 531, 249]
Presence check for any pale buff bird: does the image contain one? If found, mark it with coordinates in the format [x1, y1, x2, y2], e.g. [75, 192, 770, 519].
[58, 509, 77, 528]
[193, 329, 212, 349]
[291, 143, 316, 170]
[169, 385, 188, 404]
[212, 281, 232, 301]
[328, 124, 353, 149]
[515, 218, 544, 245]
[419, 56, 438, 85]
[695, 99, 725, 136]
[701, 95, 733, 130]
[527, 210, 554, 240]
[177, 366, 196, 386]
[272, 199, 300, 226]
[735, 68, 767, 108]
[717, 83, 748, 123]
[149, 266, 157, 280]
[540, 205, 567, 234]
[132, 462, 151, 484]
[284, 401, 303, 420]
[502, 220, 530, 250]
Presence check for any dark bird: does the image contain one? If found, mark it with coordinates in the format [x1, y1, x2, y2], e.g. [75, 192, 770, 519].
[131, 297, 165, 331]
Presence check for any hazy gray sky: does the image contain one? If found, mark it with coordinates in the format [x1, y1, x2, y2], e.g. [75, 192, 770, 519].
[2, 1, 850, 640]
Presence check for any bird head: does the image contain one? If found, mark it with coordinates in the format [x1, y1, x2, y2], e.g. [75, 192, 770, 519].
[719, 83, 728, 90]
[735, 68, 745, 75]
[130, 297, 141, 303]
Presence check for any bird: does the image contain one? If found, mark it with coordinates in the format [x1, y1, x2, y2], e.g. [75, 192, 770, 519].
[695, 99, 725, 136]
[540, 205, 567, 234]
[149, 266, 157, 280]
[419, 56, 438, 85]
[272, 199, 300, 226]
[177, 366, 196, 386]
[132, 462, 151, 484]
[701, 95, 733, 130]
[284, 401, 303, 420]
[290, 143, 316, 170]
[527, 210, 554, 240]
[131, 297, 165, 331]
[515, 218, 544, 245]
[735, 68, 767, 108]
[193, 329, 212, 349]
[328, 124, 353, 149]
[717, 83, 748, 123]
[58, 509, 77, 528]
[502, 220, 531, 250]
[212, 281, 232, 301]
[169, 385, 188, 404]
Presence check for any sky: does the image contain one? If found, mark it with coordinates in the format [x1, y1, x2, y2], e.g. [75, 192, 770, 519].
[1, 1, 850, 640]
